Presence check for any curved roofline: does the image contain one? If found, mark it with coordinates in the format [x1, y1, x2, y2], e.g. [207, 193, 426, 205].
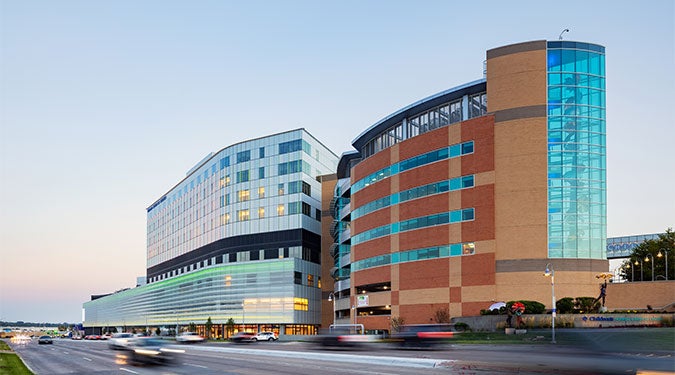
[147, 128, 336, 211]
[351, 79, 486, 151]
[337, 150, 360, 179]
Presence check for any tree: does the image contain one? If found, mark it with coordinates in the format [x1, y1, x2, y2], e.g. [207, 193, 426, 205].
[188, 322, 196, 332]
[433, 307, 451, 323]
[205, 317, 213, 339]
[155, 327, 161, 336]
[225, 318, 235, 338]
[619, 229, 674, 282]
[390, 316, 405, 333]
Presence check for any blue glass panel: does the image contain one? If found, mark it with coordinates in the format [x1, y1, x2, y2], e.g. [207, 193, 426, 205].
[576, 50, 589, 72]
[548, 73, 561, 85]
[548, 49, 562, 71]
[462, 141, 474, 154]
[449, 178, 460, 190]
[391, 222, 399, 234]
[450, 210, 461, 222]
[562, 49, 576, 71]
[449, 144, 460, 157]
[450, 244, 461, 256]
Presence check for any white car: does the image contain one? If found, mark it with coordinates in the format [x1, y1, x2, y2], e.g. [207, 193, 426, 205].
[176, 332, 205, 343]
[108, 333, 134, 350]
[253, 331, 278, 341]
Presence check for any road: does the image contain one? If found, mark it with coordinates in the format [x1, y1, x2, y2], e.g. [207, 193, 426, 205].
[5, 335, 674, 375]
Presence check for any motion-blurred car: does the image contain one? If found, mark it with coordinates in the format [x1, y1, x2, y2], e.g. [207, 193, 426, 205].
[108, 333, 134, 350]
[175, 332, 205, 343]
[38, 335, 53, 344]
[119, 337, 184, 366]
[252, 331, 278, 341]
[392, 324, 456, 348]
[230, 331, 255, 343]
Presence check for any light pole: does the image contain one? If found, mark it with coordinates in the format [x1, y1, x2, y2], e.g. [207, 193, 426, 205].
[626, 262, 633, 282]
[635, 259, 643, 281]
[544, 263, 556, 344]
[645, 254, 655, 281]
[657, 249, 669, 280]
[327, 292, 336, 328]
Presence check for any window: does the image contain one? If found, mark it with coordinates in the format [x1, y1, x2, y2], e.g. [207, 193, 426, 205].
[238, 209, 250, 221]
[220, 175, 230, 188]
[288, 181, 301, 194]
[258, 207, 265, 219]
[277, 204, 285, 216]
[302, 202, 311, 217]
[258, 167, 265, 179]
[237, 170, 249, 183]
[237, 150, 250, 163]
[307, 274, 314, 287]
[278, 160, 302, 175]
[219, 156, 230, 170]
[302, 181, 311, 196]
[279, 139, 302, 154]
[238, 190, 250, 202]
[259, 147, 265, 158]
[221, 213, 230, 225]
[288, 202, 300, 215]
[294, 272, 302, 285]
[258, 187, 265, 198]
[278, 183, 284, 195]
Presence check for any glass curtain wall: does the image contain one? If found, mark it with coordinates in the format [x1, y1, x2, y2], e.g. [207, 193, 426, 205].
[547, 41, 606, 259]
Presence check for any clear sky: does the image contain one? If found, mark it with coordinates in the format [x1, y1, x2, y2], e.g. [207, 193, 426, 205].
[1, 1, 673, 323]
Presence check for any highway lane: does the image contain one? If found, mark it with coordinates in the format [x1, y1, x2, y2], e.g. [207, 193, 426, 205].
[5, 336, 673, 374]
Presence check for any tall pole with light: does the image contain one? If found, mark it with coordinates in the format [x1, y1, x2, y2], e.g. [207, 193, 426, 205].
[327, 292, 336, 328]
[645, 254, 655, 281]
[657, 249, 669, 280]
[543, 263, 556, 344]
[635, 259, 643, 281]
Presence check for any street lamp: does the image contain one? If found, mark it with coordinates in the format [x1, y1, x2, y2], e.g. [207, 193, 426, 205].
[327, 292, 336, 328]
[657, 249, 669, 280]
[625, 262, 633, 282]
[634, 259, 643, 281]
[644, 254, 655, 281]
[543, 263, 556, 344]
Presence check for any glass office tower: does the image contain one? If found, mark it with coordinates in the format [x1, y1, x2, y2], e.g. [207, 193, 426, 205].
[84, 129, 338, 336]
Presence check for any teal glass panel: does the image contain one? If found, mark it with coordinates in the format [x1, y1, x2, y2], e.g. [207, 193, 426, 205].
[450, 244, 461, 256]
[547, 43, 605, 260]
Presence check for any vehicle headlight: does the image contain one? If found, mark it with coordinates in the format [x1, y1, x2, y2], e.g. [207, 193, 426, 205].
[135, 349, 160, 356]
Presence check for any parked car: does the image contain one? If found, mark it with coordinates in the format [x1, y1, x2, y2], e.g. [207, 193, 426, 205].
[120, 337, 184, 366]
[252, 331, 278, 342]
[108, 333, 134, 350]
[175, 332, 205, 343]
[38, 335, 53, 344]
[230, 331, 255, 343]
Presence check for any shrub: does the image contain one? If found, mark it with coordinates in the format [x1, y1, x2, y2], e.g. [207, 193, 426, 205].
[575, 297, 600, 313]
[453, 322, 470, 332]
[556, 297, 575, 314]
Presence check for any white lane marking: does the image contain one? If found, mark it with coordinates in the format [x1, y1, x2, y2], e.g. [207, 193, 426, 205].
[82, 357, 92, 361]
[62, 351, 69, 354]
[120, 368, 139, 374]
[186, 363, 209, 369]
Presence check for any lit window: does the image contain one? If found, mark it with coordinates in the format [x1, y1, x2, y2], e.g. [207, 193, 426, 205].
[258, 207, 265, 219]
[462, 243, 475, 255]
[277, 204, 285, 216]
[293, 297, 308, 311]
[220, 175, 231, 188]
[258, 187, 265, 198]
[221, 213, 230, 225]
[238, 190, 250, 202]
[278, 183, 284, 195]
[238, 209, 250, 221]
[307, 274, 314, 287]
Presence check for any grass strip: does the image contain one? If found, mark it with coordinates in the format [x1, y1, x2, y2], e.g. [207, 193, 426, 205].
[0, 341, 10, 351]
[0, 353, 33, 375]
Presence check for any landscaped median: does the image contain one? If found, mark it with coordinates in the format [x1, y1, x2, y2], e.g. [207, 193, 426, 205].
[0, 340, 33, 375]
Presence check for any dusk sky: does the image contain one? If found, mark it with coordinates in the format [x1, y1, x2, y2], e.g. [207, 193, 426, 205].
[1, 1, 673, 323]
